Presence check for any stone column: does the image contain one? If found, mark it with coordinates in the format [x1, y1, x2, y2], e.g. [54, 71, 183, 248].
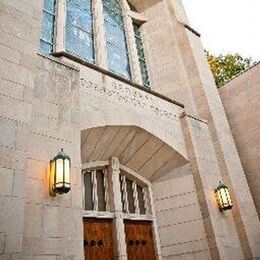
[170, 0, 260, 256]
[55, 0, 66, 52]
[93, 0, 108, 69]
[108, 157, 127, 260]
[181, 114, 247, 260]
[120, 0, 143, 85]
[148, 186, 163, 260]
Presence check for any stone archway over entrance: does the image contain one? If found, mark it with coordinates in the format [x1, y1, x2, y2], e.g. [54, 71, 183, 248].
[80, 125, 188, 259]
[81, 125, 188, 181]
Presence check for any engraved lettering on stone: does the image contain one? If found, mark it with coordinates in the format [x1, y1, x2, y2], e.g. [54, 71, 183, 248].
[80, 78, 177, 121]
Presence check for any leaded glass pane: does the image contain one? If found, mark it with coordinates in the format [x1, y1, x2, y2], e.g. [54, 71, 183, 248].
[103, 0, 122, 13]
[44, 0, 56, 13]
[69, 0, 91, 12]
[126, 179, 135, 214]
[137, 185, 145, 214]
[84, 172, 93, 210]
[40, 40, 52, 53]
[133, 23, 150, 87]
[133, 23, 141, 38]
[107, 44, 130, 78]
[103, 5, 123, 28]
[135, 37, 145, 60]
[67, 1, 92, 33]
[66, 0, 94, 61]
[40, 0, 56, 53]
[104, 23, 126, 49]
[66, 24, 94, 61]
[102, 0, 130, 79]
[41, 12, 54, 42]
[140, 59, 150, 87]
[96, 170, 106, 211]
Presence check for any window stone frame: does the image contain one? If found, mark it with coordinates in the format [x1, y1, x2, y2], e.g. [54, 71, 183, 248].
[52, 0, 149, 87]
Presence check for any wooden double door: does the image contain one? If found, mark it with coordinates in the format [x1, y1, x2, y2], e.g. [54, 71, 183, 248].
[83, 218, 114, 260]
[83, 218, 156, 260]
[124, 220, 156, 260]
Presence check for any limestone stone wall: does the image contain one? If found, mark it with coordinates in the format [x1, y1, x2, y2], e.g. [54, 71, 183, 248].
[21, 55, 84, 260]
[219, 63, 260, 218]
[153, 164, 211, 260]
[0, 0, 84, 258]
[0, 0, 39, 258]
[140, 1, 197, 113]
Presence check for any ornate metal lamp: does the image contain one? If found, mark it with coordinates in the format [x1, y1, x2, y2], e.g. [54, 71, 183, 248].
[50, 148, 71, 196]
[215, 181, 233, 211]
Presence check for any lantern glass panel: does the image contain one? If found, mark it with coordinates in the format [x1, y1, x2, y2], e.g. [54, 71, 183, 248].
[64, 159, 70, 185]
[225, 188, 232, 206]
[50, 160, 55, 192]
[56, 158, 64, 186]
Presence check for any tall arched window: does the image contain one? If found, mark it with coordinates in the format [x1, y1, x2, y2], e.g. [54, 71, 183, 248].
[65, 0, 94, 62]
[102, 0, 131, 79]
[133, 22, 150, 88]
[40, 0, 56, 53]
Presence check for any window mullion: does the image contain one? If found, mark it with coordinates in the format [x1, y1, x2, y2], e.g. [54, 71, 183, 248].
[122, 175, 129, 213]
[93, 0, 108, 68]
[92, 170, 98, 211]
[133, 181, 139, 214]
[143, 187, 150, 214]
[120, 0, 142, 84]
[55, 0, 66, 52]
[104, 168, 109, 211]
[82, 171, 86, 210]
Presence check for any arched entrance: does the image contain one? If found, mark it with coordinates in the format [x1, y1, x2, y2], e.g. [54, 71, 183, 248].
[81, 125, 188, 259]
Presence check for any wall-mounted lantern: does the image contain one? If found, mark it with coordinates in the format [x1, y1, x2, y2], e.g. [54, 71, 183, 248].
[215, 181, 233, 211]
[49, 148, 71, 196]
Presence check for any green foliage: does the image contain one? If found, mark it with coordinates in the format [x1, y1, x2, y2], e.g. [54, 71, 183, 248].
[206, 51, 252, 87]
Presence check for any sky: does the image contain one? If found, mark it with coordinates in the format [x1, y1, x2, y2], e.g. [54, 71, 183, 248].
[182, 0, 260, 61]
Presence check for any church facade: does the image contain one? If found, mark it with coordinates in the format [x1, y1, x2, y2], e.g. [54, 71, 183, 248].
[0, 0, 259, 259]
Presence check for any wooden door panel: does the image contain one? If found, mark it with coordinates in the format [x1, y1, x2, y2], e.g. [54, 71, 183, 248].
[83, 218, 114, 260]
[124, 220, 156, 260]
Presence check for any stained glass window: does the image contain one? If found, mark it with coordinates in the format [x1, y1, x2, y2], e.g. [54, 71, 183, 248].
[102, 0, 131, 79]
[133, 22, 150, 88]
[65, 0, 94, 62]
[40, 0, 56, 53]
